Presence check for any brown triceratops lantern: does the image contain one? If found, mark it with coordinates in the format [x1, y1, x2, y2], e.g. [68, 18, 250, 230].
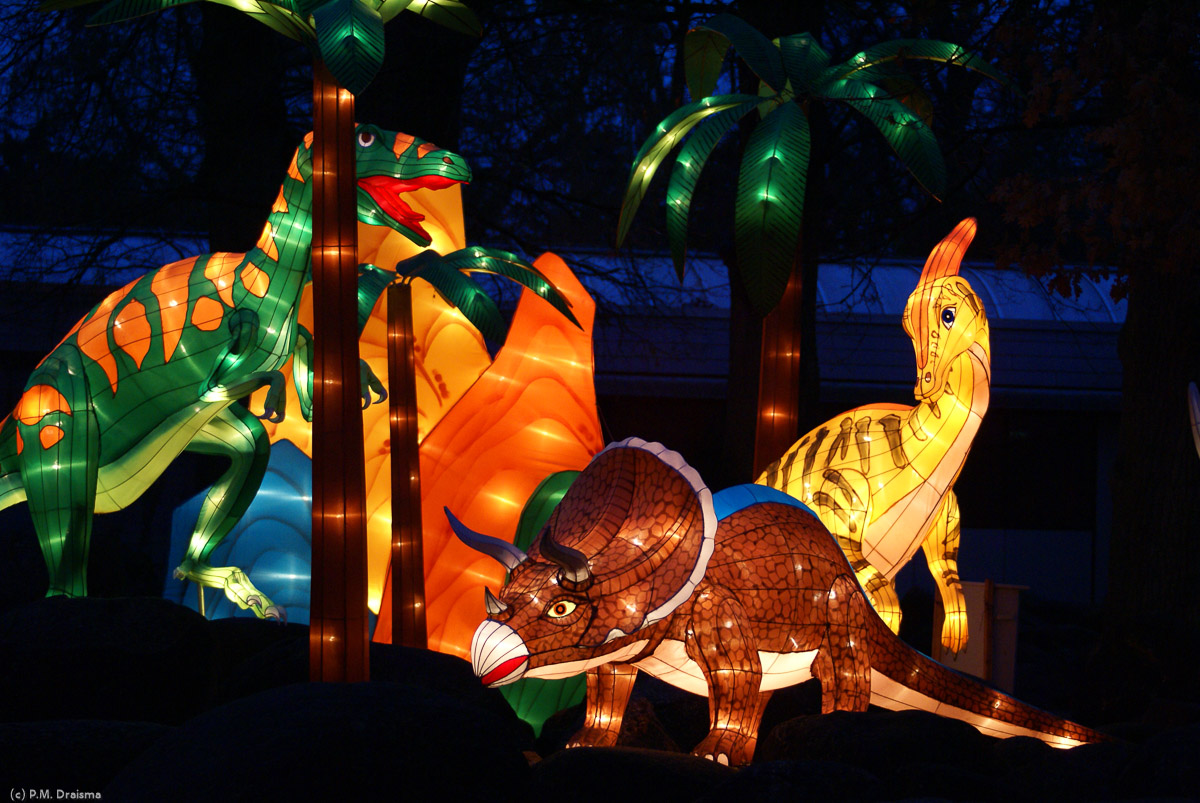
[449, 438, 1106, 766]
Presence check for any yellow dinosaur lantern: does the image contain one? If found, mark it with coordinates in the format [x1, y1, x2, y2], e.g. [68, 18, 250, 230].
[757, 219, 990, 653]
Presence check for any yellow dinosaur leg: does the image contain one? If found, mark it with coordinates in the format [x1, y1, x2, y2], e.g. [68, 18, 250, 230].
[922, 490, 968, 653]
[812, 468, 902, 634]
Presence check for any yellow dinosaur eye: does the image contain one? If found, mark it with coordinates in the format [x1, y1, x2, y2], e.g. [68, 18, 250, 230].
[546, 599, 577, 618]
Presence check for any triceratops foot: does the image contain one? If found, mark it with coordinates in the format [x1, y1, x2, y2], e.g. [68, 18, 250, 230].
[564, 726, 619, 749]
[691, 728, 756, 767]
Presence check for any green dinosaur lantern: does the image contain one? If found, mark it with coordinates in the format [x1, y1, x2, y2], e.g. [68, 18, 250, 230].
[0, 125, 469, 619]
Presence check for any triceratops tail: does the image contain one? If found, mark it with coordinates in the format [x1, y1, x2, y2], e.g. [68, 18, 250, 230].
[865, 604, 1110, 748]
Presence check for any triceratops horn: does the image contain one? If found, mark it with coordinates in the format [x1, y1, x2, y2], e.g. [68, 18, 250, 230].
[444, 507, 527, 571]
[484, 587, 508, 616]
[539, 533, 593, 589]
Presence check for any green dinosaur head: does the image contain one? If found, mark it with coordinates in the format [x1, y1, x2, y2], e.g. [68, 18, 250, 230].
[354, 123, 472, 247]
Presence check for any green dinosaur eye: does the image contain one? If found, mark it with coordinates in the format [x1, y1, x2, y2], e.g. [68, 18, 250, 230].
[941, 307, 956, 329]
[357, 130, 377, 148]
[546, 599, 577, 618]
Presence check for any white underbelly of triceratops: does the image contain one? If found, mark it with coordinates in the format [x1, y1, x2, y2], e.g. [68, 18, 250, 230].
[634, 638, 819, 695]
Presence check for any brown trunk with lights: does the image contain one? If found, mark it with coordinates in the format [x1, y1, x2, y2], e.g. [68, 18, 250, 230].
[753, 262, 804, 476]
[309, 62, 369, 682]
[750, 151, 822, 480]
[387, 282, 426, 647]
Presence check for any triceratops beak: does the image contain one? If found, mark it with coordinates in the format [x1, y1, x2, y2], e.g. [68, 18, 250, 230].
[445, 507, 528, 571]
[471, 620, 529, 687]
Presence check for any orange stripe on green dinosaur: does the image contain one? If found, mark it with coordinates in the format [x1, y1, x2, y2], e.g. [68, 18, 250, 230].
[15, 384, 72, 425]
[113, 298, 152, 370]
[76, 279, 138, 394]
[0, 124, 471, 614]
[151, 256, 198, 363]
[204, 252, 243, 307]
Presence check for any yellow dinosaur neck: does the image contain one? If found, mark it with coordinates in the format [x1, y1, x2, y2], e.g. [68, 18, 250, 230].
[881, 343, 989, 511]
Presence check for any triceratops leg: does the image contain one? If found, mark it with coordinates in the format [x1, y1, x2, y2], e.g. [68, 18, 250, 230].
[567, 662, 638, 748]
[174, 403, 282, 620]
[685, 582, 765, 766]
[922, 490, 968, 653]
[15, 350, 99, 598]
[811, 574, 872, 714]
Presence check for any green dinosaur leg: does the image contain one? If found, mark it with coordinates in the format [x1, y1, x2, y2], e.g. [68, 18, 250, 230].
[922, 491, 967, 653]
[174, 402, 283, 621]
[14, 350, 99, 598]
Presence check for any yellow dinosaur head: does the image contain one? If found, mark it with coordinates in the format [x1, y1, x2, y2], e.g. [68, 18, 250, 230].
[902, 219, 991, 402]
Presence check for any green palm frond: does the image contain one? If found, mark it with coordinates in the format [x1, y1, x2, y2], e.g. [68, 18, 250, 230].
[694, 13, 785, 92]
[683, 26, 729, 100]
[619, 13, 1021, 320]
[821, 77, 946, 199]
[776, 32, 830, 90]
[401, 252, 506, 341]
[314, 0, 384, 95]
[664, 100, 759, 279]
[443, 248, 579, 330]
[84, 0, 199, 25]
[357, 263, 395, 332]
[826, 39, 1018, 95]
[397, 247, 579, 342]
[734, 102, 809, 316]
[617, 93, 759, 248]
[395, 0, 480, 35]
[375, 0, 412, 23]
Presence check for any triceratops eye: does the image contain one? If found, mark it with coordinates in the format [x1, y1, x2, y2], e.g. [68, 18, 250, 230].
[356, 130, 376, 148]
[546, 599, 577, 619]
[941, 307, 956, 329]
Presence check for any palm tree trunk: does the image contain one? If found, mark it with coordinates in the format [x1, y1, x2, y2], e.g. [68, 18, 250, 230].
[751, 102, 825, 479]
[753, 260, 804, 476]
[309, 61, 370, 682]
[386, 281, 426, 647]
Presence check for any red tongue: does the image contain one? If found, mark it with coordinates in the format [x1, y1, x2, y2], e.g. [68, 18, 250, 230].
[481, 655, 527, 686]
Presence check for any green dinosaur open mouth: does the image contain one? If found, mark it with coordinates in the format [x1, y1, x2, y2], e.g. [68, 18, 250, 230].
[358, 174, 466, 242]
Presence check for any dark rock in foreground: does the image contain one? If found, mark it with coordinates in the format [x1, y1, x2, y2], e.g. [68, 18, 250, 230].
[105, 682, 531, 802]
[530, 747, 732, 803]
[0, 597, 216, 724]
[0, 720, 169, 792]
[3, 597, 1199, 801]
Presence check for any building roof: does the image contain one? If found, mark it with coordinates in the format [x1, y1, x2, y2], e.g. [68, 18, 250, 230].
[583, 252, 1124, 408]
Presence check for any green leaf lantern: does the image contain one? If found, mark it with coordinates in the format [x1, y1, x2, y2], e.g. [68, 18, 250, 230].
[617, 12, 1018, 317]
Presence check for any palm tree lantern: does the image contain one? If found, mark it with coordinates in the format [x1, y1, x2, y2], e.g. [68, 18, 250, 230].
[617, 13, 1016, 476]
